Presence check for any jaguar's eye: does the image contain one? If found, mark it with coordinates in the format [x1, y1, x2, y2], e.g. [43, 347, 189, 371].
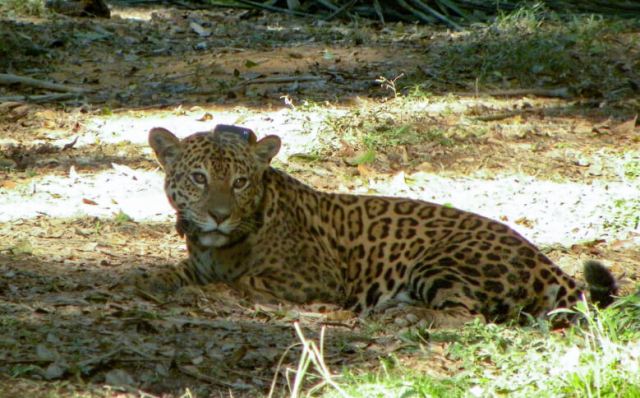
[191, 172, 207, 185]
[232, 177, 248, 190]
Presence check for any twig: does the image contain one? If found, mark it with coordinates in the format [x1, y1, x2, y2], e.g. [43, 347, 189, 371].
[396, 0, 436, 24]
[231, 75, 324, 90]
[244, 75, 324, 85]
[0, 73, 90, 93]
[62, 137, 79, 151]
[233, 0, 313, 17]
[323, 0, 357, 21]
[408, 0, 462, 29]
[320, 321, 356, 329]
[473, 109, 536, 122]
[314, 0, 339, 12]
[177, 363, 237, 389]
[372, 0, 385, 23]
[455, 87, 571, 99]
[0, 93, 80, 103]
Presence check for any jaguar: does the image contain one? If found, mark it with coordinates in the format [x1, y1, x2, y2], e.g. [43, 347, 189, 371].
[134, 124, 617, 327]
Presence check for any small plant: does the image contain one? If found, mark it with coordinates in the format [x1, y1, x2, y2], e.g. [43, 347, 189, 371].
[271, 322, 348, 398]
[375, 73, 405, 98]
[114, 210, 132, 224]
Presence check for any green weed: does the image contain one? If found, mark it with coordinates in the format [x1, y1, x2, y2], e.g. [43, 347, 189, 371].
[309, 294, 640, 397]
[0, 0, 46, 16]
[422, 6, 634, 98]
[114, 210, 132, 224]
[604, 198, 640, 233]
[623, 153, 640, 180]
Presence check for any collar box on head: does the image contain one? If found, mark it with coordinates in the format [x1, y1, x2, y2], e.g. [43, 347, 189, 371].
[213, 124, 256, 144]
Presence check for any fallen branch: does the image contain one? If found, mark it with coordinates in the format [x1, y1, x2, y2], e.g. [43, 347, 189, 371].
[177, 364, 237, 389]
[221, 75, 325, 93]
[408, 0, 462, 29]
[395, 0, 436, 24]
[240, 75, 325, 86]
[0, 73, 90, 93]
[473, 109, 536, 122]
[234, 0, 314, 17]
[455, 87, 571, 99]
[324, 0, 357, 21]
[0, 93, 80, 103]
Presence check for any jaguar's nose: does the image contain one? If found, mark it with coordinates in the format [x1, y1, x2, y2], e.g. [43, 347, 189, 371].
[208, 209, 229, 224]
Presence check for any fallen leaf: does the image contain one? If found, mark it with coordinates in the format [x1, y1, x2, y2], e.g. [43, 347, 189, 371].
[325, 310, 355, 321]
[36, 344, 58, 361]
[189, 22, 211, 37]
[197, 112, 213, 121]
[82, 198, 98, 205]
[10, 239, 33, 255]
[105, 368, 135, 387]
[357, 163, 374, 178]
[1, 180, 16, 189]
[611, 115, 637, 135]
[44, 362, 67, 380]
[515, 217, 535, 228]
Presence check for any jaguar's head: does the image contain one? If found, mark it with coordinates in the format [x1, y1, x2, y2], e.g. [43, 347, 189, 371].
[149, 125, 281, 248]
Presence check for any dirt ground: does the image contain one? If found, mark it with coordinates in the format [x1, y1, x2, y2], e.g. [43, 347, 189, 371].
[1, 2, 639, 397]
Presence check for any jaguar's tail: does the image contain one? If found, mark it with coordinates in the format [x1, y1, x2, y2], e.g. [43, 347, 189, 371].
[583, 260, 618, 308]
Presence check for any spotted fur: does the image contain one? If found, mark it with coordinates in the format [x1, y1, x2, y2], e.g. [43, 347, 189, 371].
[138, 125, 617, 326]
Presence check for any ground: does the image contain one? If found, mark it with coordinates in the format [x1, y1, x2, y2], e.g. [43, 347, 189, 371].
[1, 2, 640, 397]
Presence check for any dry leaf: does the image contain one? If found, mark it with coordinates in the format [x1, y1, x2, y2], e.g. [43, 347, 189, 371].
[611, 114, 637, 135]
[357, 163, 374, 178]
[324, 310, 354, 321]
[10, 239, 33, 255]
[36, 344, 58, 361]
[1, 180, 16, 189]
[104, 368, 135, 387]
[44, 362, 67, 380]
[189, 22, 211, 37]
[82, 198, 98, 205]
[197, 112, 213, 121]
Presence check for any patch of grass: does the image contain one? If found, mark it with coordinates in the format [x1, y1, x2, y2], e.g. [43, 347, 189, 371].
[0, 0, 46, 16]
[307, 295, 640, 397]
[331, 362, 467, 398]
[622, 153, 640, 180]
[604, 198, 640, 233]
[322, 98, 470, 160]
[114, 210, 132, 224]
[421, 5, 636, 99]
[349, 149, 376, 165]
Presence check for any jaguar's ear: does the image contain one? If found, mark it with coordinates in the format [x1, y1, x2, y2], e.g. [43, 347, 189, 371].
[253, 135, 281, 165]
[149, 127, 181, 169]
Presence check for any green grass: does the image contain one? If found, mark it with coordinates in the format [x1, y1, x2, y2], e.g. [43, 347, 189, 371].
[416, 5, 636, 99]
[623, 153, 640, 181]
[322, 99, 471, 159]
[114, 210, 133, 224]
[605, 198, 640, 233]
[294, 294, 640, 397]
[0, 0, 46, 16]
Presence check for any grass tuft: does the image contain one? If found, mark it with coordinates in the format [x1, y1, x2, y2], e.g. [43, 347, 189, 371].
[420, 6, 637, 99]
[302, 294, 640, 397]
[0, 0, 46, 16]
